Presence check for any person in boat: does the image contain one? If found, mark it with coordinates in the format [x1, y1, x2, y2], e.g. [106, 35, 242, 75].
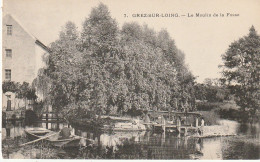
[60, 127, 73, 139]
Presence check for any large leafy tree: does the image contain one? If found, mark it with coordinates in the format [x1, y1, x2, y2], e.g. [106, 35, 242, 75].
[80, 3, 122, 115]
[156, 29, 195, 111]
[40, 21, 84, 116]
[38, 3, 196, 119]
[221, 26, 260, 114]
[120, 22, 194, 113]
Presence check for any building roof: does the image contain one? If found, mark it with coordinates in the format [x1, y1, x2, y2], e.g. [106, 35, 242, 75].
[3, 14, 51, 53]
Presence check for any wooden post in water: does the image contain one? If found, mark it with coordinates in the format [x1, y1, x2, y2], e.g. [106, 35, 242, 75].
[177, 116, 181, 133]
[46, 113, 48, 129]
[195, 117, 199, 128]
[7, 143, 10, 159]
[184, 127, 187, 136]
[162, 116, 166, 133]
[57, 114, 60, 130]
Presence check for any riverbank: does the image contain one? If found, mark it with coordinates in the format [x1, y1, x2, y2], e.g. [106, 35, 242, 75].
[196, 101, 260, 123]
[1, 136, 60, 159]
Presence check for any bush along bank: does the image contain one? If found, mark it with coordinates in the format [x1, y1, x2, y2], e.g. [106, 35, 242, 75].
[197, 101, 259, 123]
[196, 102, 224, 111]
[216, 108, 259, 123]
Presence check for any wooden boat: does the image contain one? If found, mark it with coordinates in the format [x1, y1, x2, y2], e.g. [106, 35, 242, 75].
[24, 127, 94, 148]
[24, 127, 52, 141]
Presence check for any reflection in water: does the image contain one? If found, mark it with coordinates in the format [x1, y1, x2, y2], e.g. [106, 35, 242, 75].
[1, 119, 260, 159]
[2, 121, 25, 140]
[200, 138, 222, 160]
[220, 123, 260, 159]
[98, 131, 146, 148]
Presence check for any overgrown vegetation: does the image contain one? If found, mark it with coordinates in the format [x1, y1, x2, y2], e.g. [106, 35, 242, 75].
[197, 100, 259, 123]
[2, 138, 59, 159]
[198, 110, 221, 125]
[194, 78, 230, 103]
[2, 81, 37, 100]
[196, 102, 224, 111]
[36, 3, 196, 120]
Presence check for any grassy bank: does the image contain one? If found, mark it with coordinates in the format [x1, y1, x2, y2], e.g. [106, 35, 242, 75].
[196, 102, 225, 111]
[198, 110, 221, 125]
[196, 101, 238, 125]
[196, 101, 259, 123]
[2, 137, 60, 159]
[2, 136, 111, 159]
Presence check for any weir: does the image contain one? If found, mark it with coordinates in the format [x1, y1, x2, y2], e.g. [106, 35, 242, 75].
[145, 110, 203, 135]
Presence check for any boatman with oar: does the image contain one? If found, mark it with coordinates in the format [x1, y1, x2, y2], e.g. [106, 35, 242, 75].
[60, 126, 73, 139]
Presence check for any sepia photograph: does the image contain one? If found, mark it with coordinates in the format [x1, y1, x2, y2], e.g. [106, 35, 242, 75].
[1, 0, 260, 160]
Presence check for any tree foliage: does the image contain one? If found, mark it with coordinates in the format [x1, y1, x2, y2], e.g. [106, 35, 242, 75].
[2, 81, 37, 100]
[38, 3, 196, 119]
[194, 78, 230, 102]
[221, 26, 260, 113]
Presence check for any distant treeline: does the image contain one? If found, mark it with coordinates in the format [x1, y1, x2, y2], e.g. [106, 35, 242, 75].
[194, 78, 230, 103]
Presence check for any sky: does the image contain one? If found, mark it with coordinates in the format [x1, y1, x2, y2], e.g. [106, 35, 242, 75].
[2, 0, 260, 83]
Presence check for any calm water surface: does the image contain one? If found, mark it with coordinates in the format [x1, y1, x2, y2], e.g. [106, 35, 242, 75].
[2, 120, 259, 159]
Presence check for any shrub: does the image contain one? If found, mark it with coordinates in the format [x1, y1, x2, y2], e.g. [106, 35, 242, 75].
[196, 102, 223, 111]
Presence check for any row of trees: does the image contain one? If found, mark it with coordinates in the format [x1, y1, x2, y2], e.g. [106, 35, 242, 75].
[194, 78, 230, 102]
[35, 3, 195, 119]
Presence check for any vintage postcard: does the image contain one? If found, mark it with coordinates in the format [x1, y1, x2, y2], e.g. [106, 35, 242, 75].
[1, 0, 260, 160]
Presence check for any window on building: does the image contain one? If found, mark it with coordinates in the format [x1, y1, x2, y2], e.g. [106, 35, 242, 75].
[5, 69, 11, 81]
[5, 49, 12, 58]
[7, 25, 12, 35]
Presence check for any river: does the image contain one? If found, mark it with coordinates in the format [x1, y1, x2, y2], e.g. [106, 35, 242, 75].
[1, 119, 259, 159]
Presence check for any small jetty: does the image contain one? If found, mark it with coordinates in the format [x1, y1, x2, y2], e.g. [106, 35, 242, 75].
[144, 110, 203, 135]
[101, 115, 146, 132]
[100, 111, 204, 135]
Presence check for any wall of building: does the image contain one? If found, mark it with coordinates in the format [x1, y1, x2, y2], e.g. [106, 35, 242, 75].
[2, 14, 48, 111]
[2, 14, 37, 83]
